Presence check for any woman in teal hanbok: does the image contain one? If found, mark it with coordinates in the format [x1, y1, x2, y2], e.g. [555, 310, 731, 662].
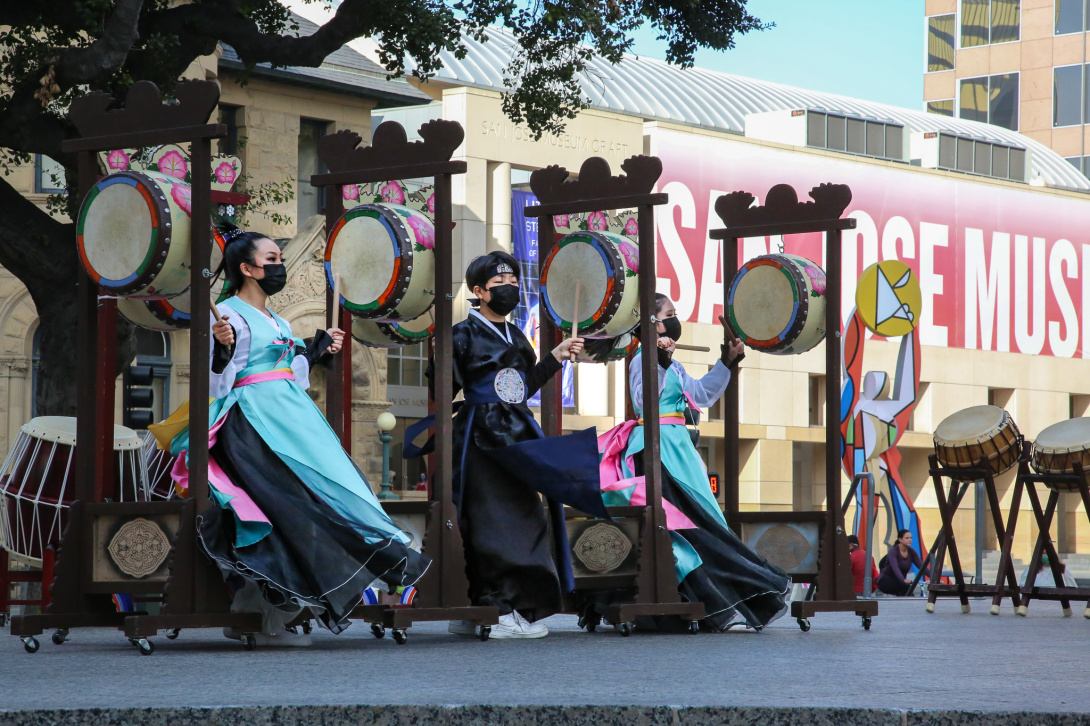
[165, 226, 429, 641]
[596, 294, 790, 631]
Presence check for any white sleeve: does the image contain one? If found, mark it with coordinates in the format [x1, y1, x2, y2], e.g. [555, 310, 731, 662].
[209, 311, 249, 399]
[628, 352, 668, 414]
[671, 359, 732, 409]
[291, 354, 311, 392]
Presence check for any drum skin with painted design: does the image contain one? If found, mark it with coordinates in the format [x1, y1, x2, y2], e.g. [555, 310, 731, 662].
[325, 203, 435, 322]
[351, 308, 435, 349]
[1032, 417, 1090, 490]
[77, 171, 196, 298]
[933, 405, 1022, 482]
[116, 228, 229, 331]
[540, 230, 640, 339]
[727, 253, 827, 355]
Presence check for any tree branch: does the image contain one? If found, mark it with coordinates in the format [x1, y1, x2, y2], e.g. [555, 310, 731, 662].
[0, 177, 79, 287]
[54, 0, 145, 86]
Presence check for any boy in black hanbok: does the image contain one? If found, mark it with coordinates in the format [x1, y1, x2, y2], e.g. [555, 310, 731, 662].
[432, 251, 606, 639]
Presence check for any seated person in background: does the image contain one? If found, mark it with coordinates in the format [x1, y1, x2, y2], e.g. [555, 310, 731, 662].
[848, 535, 878, 596]
[876, 529, 929, 596]
[1019, 553, 1077, 589]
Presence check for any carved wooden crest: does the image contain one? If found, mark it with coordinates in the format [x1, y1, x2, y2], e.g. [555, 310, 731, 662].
[715, 183, 852, 229]
[530, 156, 662, 205]
[317, 120, 464, 174]
[68, 80, 220, 138]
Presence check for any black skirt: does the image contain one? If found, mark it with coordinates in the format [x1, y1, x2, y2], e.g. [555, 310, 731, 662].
[197, 407, 430, 634]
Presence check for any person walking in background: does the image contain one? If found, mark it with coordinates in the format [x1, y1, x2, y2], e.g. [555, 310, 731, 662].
[877, 529, 928, 596]
[848, 535, 878, 596]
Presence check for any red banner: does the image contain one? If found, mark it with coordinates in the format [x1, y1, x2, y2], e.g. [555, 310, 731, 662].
[649, 128, 1090, 358]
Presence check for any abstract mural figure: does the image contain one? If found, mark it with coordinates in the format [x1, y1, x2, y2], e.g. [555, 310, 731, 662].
[840, 260, 926, 559]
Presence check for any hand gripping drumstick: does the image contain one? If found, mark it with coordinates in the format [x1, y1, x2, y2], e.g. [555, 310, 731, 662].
[570, 280, 580, 361]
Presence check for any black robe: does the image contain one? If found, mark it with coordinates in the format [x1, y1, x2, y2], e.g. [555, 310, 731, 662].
[430, 313, 564, 621]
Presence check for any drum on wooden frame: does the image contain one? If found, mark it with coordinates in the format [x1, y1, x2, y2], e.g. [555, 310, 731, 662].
[933, 405, 1022, 482]
[727, 254, 827, 355]
[77, 171, 196, 298]
[325, 203, 435, 322]
[351, 308, 435, 349]
[116, 228, 228, 331]
[0, 417, 147, 565]
[1031, 417, 1090, 490]
[540, 230, 640, 339]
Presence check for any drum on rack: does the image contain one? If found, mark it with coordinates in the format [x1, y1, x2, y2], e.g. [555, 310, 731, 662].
[540, 230, 640, 339]
[77, 171, 198, 298]
[1031, 417, 1090, 490]
[117, 228, 229, 331]
[933, 405, 1022, 482]
[325, 203, 435, 322]
[727, 254, 827, 355]
[0, 417, 147, 565]
[140, 431, 178, 501]
[351, 308, 435, 349]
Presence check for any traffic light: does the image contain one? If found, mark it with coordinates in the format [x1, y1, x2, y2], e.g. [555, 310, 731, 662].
[708, 471, 719, 496]
[123, 364, 155, 429]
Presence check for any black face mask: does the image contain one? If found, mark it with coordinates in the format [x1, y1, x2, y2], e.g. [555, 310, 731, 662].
[255, 263, 287, 296]
[660, 315, 683, 341]
[484, 283, 520, 316]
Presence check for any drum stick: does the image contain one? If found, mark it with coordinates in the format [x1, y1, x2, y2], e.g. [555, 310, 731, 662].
[333, 273, 343, 314]
[210, 298, 223, 322]
[674, 343, 711, 352]
[570, 280, 581, 361]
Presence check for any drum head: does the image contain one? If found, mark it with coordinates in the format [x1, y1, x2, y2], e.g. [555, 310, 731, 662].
[729, 261, 798, 342]
[934, 405, 1006, 445]
[544, 235, 610, 326]
[328, 206, 399, 312]
[21, 416, 142, 450]
[1035, 417, 1090, 453]
[79, 174, 158, 284]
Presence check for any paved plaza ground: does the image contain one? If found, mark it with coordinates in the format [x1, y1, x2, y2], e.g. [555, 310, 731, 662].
[0, 596, 1087, 723]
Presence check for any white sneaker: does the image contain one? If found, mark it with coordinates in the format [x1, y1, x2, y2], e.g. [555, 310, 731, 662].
[513, 610, 548, 637]
[448, 620, 477, 636]
[489, 611, 548, 639]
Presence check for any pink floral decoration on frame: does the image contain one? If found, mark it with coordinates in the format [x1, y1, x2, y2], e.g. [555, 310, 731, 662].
[343, 184, 360, 202]
[587, 211, 609, 231]
[158, 149, 188, 180]
[380, 181, 406, 205]
[553, 214, 570, 228]
[623, 217, 639, 240]
[618, 241, 639, 274]
[106, 149, 130, 172]
[804, 264, 827, 297]
[214, 161, 237, 185]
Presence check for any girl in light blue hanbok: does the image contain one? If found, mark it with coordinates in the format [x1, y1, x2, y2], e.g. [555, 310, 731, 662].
[596, 294, 790, 631]
[163, 227, 429, 639]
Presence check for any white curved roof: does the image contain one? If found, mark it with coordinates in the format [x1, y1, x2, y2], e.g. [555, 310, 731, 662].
[413, 27, 1090, 192]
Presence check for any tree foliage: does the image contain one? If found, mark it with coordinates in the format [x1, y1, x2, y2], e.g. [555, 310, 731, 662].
[0, 0, 765, 414]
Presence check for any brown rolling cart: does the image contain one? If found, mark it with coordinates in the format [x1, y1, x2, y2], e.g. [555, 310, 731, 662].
[526, 156, 705, 634]
[10, 80, 265, 654]
[712, 183, 877, 631]
[308, 121, 498, 642]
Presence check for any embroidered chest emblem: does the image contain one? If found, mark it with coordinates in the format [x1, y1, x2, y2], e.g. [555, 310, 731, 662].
[494, 368, 525, 404]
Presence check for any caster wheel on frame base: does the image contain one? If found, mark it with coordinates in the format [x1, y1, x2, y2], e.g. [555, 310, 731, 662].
[861, 616, 871, 631]
[371, 623, 386, 639]
[165, 628, 181, 640]
[129, 637, 155, 655]
[688, 620, 700, 635]
[51, 628, 69, 645]
[392, 629, 408, 645]
[618, 622, 633, 637]
[478, 626, 491, 641]
[22, 636, 39, 653]
[796, 618, 811, 632]
[241, 634, 257, 651]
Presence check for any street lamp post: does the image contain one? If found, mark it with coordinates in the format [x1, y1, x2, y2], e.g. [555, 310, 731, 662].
[376, 411, 399, 500]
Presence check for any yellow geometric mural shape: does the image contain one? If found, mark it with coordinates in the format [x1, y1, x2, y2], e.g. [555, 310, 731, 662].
[855, 260, 921, 337]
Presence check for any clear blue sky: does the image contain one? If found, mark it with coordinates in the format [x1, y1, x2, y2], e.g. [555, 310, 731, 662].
[628, 0, 927, 111]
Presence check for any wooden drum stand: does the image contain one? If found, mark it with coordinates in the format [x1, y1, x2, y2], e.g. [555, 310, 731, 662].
[308, 121, 499, 642]
[924, 450, 1022, 615]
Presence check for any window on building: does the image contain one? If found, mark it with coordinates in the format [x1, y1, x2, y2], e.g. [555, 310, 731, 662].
[808, 374, 826, 427]
[297, 118, 329, 221]
[1054, 63, 1090, 127]
[1066, 155, 1090, 177]
[34, 154, 65, 194]
[960, 73, 1019, 130]
[218, 105, 240, 155]
[927, 99, 955, 117]
[1056, 0, 1090, 34]
[387, 342, 428, 388]
[928, 15, 956, 71]
[962, 0, 1020, 46]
